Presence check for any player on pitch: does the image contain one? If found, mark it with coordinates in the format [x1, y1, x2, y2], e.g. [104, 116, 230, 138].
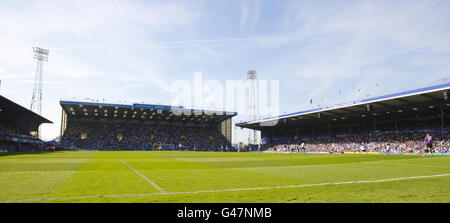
[423, 133, 433, 156]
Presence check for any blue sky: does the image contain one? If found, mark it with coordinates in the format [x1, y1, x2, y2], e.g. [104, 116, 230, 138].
[0, 0, 449, 142]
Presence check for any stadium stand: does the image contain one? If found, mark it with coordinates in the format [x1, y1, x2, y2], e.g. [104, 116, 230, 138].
[237, 83, 450, 154]
[0, 95, 52, 152]
[59, 101, 237, 151]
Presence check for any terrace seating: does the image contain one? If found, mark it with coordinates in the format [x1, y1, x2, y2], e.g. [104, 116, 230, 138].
[61, 121, 233, 151]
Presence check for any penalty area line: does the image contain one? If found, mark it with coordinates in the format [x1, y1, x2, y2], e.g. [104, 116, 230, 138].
[118, 158, 166, 193]
[1, 173, 450, 203]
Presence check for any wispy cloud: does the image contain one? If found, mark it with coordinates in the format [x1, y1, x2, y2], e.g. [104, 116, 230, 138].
[273, 0, 450, 100]
[0, 72, 34, 80]
[239, 0, 262, 31]
[0, 0, 201, 140]
[116, 71, 171, 92]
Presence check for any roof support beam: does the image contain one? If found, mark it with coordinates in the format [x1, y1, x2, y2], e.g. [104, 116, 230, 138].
[374, 102, 398, 111]
[339, 107, 367, 117]
[420, 94, 441, 101]
[393, 98, 412, 104]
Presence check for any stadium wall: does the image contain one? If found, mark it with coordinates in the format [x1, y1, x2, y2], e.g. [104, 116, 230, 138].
[219, 118, 232, 143]
[61, 109, 68, 137]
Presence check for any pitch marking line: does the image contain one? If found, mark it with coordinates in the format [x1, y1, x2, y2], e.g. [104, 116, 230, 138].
[1, 173, 449, 203]
[118, 159, 166, 193]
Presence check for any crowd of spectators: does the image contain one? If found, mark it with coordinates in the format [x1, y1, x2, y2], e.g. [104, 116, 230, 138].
[0, 126, 44, 152]
[61, 121, 234, 151]
[0, 126, 13, 139]
[0, 142, 41, 153]
[261, 129, 450, 154]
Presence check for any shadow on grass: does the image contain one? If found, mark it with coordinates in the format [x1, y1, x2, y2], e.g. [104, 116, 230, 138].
[0, 151, 59, 158]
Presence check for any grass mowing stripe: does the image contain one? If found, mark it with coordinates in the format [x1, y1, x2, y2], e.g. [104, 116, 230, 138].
[0, 152, 95, 201]
[360, 156, 450, 164]
[364, 162, 450, 169]
[221, 156, 448, 170]
[118, 159, 166, 193]
[2, 173, 449, 203]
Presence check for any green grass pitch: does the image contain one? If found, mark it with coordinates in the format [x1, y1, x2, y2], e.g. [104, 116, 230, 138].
[0, 151, 449, 203]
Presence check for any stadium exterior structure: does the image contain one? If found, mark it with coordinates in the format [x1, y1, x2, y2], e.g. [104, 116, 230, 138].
[236, 83, 449, 150]
[59, 100, 237, 147]
[0, 95, 52, 151]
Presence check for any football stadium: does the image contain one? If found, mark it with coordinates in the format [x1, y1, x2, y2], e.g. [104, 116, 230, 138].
[0, 83, 449, 203]
[1, 1, 450, 206]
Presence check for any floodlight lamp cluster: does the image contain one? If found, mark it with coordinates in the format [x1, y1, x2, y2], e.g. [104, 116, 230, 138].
[247, 70, 257, 80]
[33, 47, 49, 62]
